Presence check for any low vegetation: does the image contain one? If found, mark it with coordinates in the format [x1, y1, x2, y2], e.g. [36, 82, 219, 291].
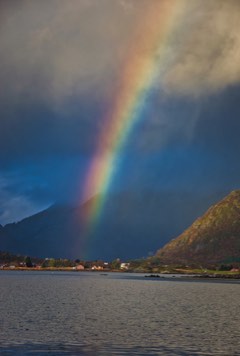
[2, 250, 239, 278]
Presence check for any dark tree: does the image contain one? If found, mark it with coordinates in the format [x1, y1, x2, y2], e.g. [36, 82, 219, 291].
[25, 256, 33, 268]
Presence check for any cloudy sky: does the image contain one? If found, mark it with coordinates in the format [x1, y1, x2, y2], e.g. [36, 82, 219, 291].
[1, 0, 240, 225]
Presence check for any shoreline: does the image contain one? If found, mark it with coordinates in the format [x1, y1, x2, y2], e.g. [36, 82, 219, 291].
[145, 273, 240, 280]
[1, 267, 240, 279]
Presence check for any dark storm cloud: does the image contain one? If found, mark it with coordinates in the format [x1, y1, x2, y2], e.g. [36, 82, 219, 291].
[0, 97, 106, 165]
[1, 0, 240, 225]
[0, 0, 142, 163]
[1, 0, 240, 163]
[192, 86, 240, 192]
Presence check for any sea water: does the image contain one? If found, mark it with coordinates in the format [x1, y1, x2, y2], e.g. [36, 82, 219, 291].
[0, 271, 239, 355]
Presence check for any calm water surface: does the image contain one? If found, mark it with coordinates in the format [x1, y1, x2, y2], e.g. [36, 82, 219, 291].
[0, 271, 239, 355]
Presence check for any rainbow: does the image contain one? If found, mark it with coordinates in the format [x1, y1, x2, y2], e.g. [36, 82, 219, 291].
[82, 0, 187, 235]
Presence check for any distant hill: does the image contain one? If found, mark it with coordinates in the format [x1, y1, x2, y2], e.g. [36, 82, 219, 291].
[0, 202, 88, 260]
[156, 190, 240, 266]
[0, 190, 229, 260]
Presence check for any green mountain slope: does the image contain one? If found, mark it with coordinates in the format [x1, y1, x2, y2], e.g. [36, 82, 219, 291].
[156, 190, 240, 265]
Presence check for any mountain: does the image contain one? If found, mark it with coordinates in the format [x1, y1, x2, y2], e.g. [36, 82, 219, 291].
[0, 190, 228, 260]
[156, 190, 240, 266]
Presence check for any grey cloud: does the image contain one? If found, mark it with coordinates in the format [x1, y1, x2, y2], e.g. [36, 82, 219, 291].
[163, 0, 240, 96]
[0, 0, 154, 160]
[2, 0, 240, 108]
[0, 0, 143, 111]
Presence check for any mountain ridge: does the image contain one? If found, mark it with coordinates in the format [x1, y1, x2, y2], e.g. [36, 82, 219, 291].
[0, 191, 221, 260]
[156, 190, 240, 265]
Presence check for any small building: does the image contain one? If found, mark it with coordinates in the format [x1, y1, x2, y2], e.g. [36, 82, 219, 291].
[91, 265, 103, 271]
[76, 264, 85, 270]
[120, 263, 130, 270]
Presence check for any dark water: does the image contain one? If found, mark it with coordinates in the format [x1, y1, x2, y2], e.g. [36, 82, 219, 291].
[0, 271, 239, 355]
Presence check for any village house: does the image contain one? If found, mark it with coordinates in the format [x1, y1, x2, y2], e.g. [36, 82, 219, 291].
[120, 263, 130, 270]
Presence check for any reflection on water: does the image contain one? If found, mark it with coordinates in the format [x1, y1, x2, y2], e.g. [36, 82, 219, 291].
[0, 271, 239, 355]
